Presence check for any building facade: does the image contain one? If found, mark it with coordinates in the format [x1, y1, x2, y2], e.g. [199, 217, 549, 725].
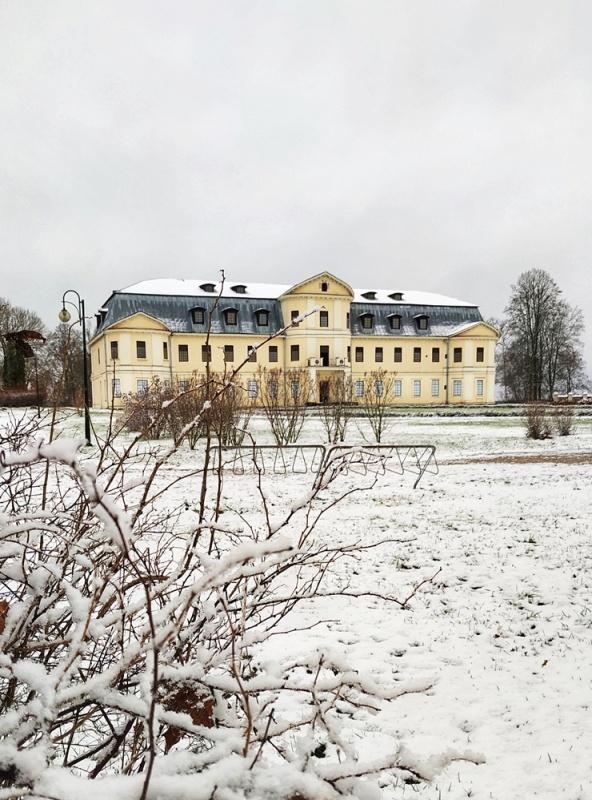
[90, 272, 498, 408]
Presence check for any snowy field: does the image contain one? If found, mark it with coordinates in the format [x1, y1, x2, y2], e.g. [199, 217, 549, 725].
[3, 407, 592, 799]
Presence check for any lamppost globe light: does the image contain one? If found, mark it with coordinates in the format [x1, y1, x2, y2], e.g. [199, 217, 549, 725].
[58, 308, 71, 323]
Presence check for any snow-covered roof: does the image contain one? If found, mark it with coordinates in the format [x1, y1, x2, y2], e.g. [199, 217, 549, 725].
[120, 279, 289, 300]
[120, 279, 476, 308]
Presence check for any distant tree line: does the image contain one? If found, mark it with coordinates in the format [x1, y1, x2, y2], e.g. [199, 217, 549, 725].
[0, 297, 85, 407]
[493, 269, 587, 402]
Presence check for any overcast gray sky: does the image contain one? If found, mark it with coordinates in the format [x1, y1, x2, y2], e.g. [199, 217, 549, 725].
[2, 1, 592, 366]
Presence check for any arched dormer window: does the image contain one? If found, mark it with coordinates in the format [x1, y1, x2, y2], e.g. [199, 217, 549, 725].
[389, 292, 404, 301]
[414, 314, 429, 331]
[255, 308, 269, 327]
[223, 308, 238, 326]
[191, 307, 206, 325]
[387, 314, 402, 331]
[361, 291, 377, 300]
[200, 282, 216, 293]
[231, 284, 247, 294]
[359, 313, 374, 330]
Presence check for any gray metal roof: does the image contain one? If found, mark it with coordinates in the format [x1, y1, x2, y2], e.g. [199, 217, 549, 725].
[92, 292, 484, 341]
[350, 303, 483, 337]
[92, 292, 284, 338]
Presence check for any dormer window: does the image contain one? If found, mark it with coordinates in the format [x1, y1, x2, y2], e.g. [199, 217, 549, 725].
[231, 284, 247, 294]
[200, 283, 216, 293]
[360, 313, 374, 330]
[224, 308, 238, 326]
[387, 314, 402, 330]
[191, 307, 206, 324]
[321, 281, 329, 292]
[255, 309, 269, 327]
[415, 314, 429, 331]
[389, 292, 404, 301]
[361, 291, 377, 300]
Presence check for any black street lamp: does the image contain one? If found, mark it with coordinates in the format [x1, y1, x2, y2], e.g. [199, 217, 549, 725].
[59, 290, 92, 445]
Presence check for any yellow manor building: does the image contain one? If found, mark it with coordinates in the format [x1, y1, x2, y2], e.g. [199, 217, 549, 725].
[90, 271, 498, 408]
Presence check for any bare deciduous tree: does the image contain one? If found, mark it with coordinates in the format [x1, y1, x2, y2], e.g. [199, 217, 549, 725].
[318, 372, 354, 443]
[258, 367, 312, 445]
[502, 269, 586, 401]
[359, 369, 396, 442]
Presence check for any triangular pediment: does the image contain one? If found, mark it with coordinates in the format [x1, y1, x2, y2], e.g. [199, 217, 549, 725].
[451, 321, 499, 339]
[280, 272, 354, 299]
[106, 312, 172, 333]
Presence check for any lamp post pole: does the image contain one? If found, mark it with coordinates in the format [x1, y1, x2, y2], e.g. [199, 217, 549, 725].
[59, 290, 92, 445]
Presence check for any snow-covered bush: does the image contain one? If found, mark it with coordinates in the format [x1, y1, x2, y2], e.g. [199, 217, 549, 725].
[524, 402, 553, 440]
[0, 398, 480, 798]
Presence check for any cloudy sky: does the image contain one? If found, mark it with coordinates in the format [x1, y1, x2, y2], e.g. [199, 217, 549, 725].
[2, 1, 592, 364]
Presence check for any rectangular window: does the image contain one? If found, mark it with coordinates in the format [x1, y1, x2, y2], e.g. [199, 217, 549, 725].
[269, 345, 278, 363]
[375, 346, 383, 363]
[137, 379, 148, 397]
[192, 308, 205, 324]
[290, 381, 301, 399]
[432, 347, 440, 363]
[256, 310, 269, 326]
[417, 317, 428, 330]
[355, 379, 364, 397]
[163, 379, 170, 389]
[394, 347, 402, 363]
[178, 344, 189, 362]
[361, 315, 373, 329]
[346, 312, 350, 328]
[224, 344, 234, 362]
[453, 379, 462, 396]
[431, 379, 440, 396]
[413, 347, 421, 363]
[201, 344, 211, 363]
[110, 341, 119, 360]
[179, 380, 190, 392]
[225, 309, 238, 326]
[290, 344, 300, 362]
[136, 341, 146, 359]
[355, 347, 364, 363]
[476, 347, 484, 363]
[453, 347, 462, 363]
[476, 379, 484, 396]
[375, 379, 384, 397]
[413, 379, 421, 397]
[163, 341, 168, 360]
[112, 378, 121, 398]
[319, 310, 329, 327]
[268, 379, 279, 398]
[394, 379, 402, 397]
[248, 346, 257, 363]
[248, 380, 258, 398]
[291, 310, 300, 327]
[389, 316, 401, 330]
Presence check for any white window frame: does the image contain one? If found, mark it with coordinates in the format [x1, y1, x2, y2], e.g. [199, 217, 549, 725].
[476, 379, 484, 397]
[248, 380, 258, 399]
[431, 379, 440, 397]
[413, 379, 421, 397]
[112, 378, 121, 398]
[394, 379, 402, 397]
[453, 379, 462, 397]
[137, 379, 148, 397]
[374, 379, 384, 397]
[355, 379, 364, 397]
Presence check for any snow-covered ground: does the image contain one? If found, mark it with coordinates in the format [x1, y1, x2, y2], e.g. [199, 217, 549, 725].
[207, 412, 592, 799]
[4, 408, 592, 798]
